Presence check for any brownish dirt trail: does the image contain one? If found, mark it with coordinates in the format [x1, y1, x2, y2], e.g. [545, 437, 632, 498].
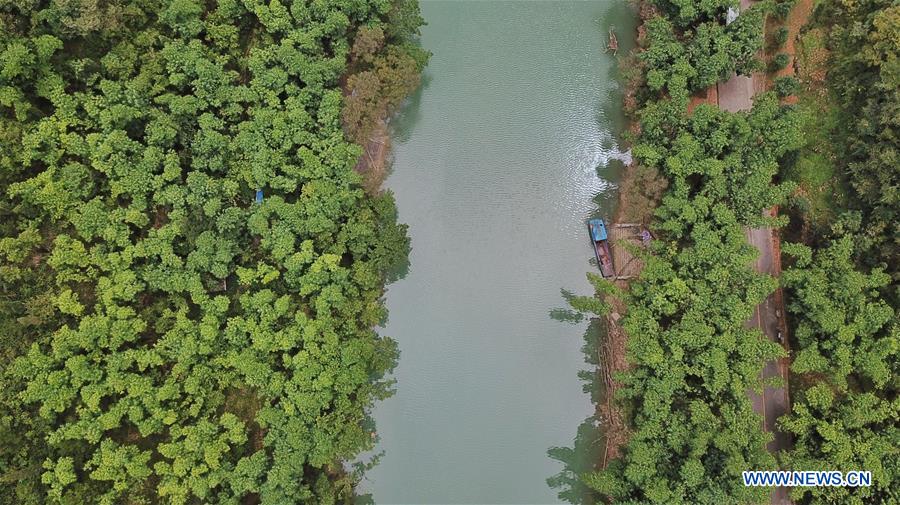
[353, 119, 391, 194]
[597, 296, 631, 467]
[771, 0, 816, 103]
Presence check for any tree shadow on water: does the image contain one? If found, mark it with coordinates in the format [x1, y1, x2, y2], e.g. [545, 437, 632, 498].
[383, 240, 411, 285]
[549, 289, 590, 324]
[547, 416, 604, 505]
[545, 315, 607, 505]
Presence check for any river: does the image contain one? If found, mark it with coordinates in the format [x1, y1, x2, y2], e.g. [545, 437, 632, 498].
[364, 2, 635, 503]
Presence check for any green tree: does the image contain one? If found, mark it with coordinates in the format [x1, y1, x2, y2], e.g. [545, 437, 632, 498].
[779, 237, 898, 503]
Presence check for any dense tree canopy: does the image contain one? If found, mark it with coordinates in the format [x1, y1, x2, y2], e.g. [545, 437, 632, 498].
[641, 0, 765, 96]
[581, 94, 799, 504]
[0, 0, 425, 503]
[819, 0, 900, 287]
[774, 1, 900, 502]
[779, 238, 898, 504]
[576, 2, 894, 499]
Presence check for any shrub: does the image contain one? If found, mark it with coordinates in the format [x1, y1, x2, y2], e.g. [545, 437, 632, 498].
[774, 76, 800, 97]
[774, 0, 795, 20]
[774, 26, 790, 48]
[770, 52, 791, 72]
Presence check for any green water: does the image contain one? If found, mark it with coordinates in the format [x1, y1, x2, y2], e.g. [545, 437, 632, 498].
[365, 2, 635, 503]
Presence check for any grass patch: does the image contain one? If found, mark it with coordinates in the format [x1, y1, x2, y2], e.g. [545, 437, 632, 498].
[795, 28, 828, 86]
[782, 27, 848, 231]
[785, 94, 847, 227]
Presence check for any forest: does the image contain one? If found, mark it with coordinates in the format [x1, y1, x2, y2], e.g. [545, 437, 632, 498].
[777, 0, 898, 503]
[569, 0, 897, 503]
[0, 0, 426, 503]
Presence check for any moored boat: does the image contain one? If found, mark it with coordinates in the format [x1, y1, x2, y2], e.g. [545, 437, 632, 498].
[588, 218, 615, 278]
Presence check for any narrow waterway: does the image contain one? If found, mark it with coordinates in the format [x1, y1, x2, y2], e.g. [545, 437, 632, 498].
[365, 2, 635, 503]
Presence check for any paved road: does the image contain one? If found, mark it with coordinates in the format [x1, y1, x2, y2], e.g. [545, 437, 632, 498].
[717, 6, 792, 502]
[746, 227, 792, 505]
[718, 73, 754, 112]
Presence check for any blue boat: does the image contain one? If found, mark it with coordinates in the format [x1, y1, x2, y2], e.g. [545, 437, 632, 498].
[588, 218, 615, 278]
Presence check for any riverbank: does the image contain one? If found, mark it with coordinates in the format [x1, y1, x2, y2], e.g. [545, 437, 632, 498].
[594, 1, 663, 470]
[341, 23, 429, 196]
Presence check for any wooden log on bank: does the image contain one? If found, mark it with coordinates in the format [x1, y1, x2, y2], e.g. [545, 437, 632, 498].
[607, 28, 618, 55]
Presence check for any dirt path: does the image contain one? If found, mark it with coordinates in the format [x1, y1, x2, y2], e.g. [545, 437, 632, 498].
[688, 85, 718, 111]
[597, 296, 630, 467]
[771, 0, 815, 103]
[353, 119, 392, 194]
[594, 164, 641, 469]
